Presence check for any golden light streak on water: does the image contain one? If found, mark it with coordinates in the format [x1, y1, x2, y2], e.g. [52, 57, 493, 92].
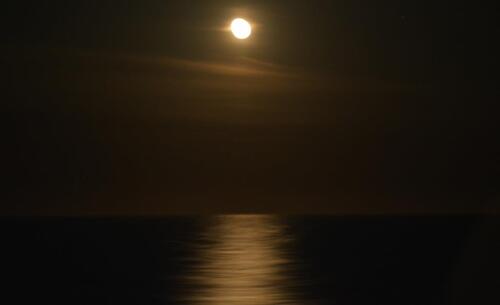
[184, 215, 300, 305]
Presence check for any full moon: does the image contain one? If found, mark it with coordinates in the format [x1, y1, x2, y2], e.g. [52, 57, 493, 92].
[230, 18, 252, 40]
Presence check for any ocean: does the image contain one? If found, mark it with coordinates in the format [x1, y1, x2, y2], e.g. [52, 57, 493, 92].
[2, 215, 499, 304]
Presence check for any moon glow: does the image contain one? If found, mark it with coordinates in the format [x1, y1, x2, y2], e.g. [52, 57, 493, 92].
[231, 18, 252, 40]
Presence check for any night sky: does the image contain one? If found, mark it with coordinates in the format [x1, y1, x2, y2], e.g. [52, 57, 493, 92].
[2, 0, 499, 215]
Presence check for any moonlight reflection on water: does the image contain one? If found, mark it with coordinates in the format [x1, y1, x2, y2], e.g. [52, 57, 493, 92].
[184, 215, 300, 305]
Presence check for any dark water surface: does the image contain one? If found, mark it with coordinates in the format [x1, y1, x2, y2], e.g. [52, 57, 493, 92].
[2, 215, 499, 305]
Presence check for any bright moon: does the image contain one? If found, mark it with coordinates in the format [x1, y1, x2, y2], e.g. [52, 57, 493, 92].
[231, 18, 252, 40]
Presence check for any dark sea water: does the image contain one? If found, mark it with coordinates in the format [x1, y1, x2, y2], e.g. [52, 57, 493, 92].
[2, 215, 499, 305]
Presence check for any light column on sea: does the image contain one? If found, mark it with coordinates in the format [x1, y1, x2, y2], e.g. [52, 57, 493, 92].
[186, 215, 298, 305]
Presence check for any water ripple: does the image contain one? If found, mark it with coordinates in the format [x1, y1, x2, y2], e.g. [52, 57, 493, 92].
[182, 215, 301, 305]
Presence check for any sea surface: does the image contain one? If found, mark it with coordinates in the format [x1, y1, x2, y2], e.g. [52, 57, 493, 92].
[2, 215, 499, 305]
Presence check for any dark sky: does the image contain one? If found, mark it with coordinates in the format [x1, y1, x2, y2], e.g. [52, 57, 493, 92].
[2, 0, 499, 215]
